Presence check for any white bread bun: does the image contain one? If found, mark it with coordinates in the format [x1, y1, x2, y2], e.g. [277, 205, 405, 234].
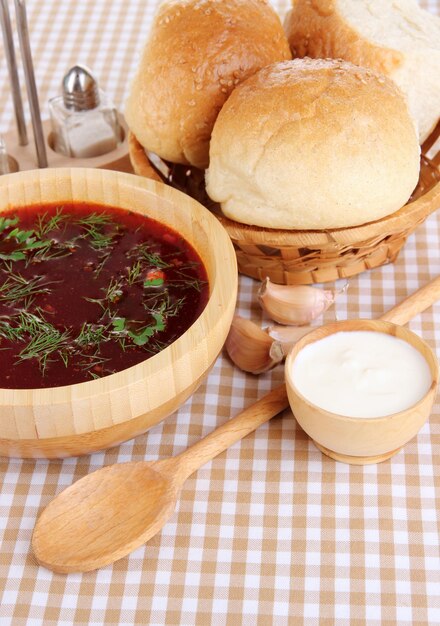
[125, 0, 291, 170]
[205, 58, 420, 230]
[284, 0, 440, 143]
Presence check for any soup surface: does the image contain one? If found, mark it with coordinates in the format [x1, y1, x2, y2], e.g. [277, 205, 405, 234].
[0, 202, 208, 388]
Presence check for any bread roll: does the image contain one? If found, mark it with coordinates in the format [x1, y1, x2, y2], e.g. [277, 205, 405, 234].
[284, 0, 440, 143]
[206, 58, 420, 230]
[125, 0, 291, 170]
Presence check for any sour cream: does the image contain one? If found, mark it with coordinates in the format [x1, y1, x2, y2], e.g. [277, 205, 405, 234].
[291, 330, 432, 418]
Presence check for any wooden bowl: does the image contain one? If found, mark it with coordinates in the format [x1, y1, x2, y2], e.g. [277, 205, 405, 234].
[284, 320, 439, 464]
[0, 168, 237, 459]
[128, 121, 440, 285]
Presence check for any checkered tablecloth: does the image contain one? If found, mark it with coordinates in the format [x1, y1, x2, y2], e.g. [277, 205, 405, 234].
[1, 1, 440, 624]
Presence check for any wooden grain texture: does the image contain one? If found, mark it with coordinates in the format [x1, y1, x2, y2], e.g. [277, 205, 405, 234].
[312, 441, 403, 465]
[285, 319, 439, 463]
[32, 461, 179, 573]
[0, 168, 238, 458]
[130, 121, 440, 284]
[31, 277, 440, 573]
[32, 385, 289, 573]
[163, 383, 289, 481]
[3, 117, 133, 173]
[284, 275, 440, 462]
[0, 367, 210, 458]
[380, 275, 440, 325]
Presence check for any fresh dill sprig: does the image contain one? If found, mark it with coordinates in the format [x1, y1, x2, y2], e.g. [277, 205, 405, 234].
[34, 208, 68, 238]
[76, 213, 118, 251]
[85, 276, 125, 310]
[0, 271, 59, 303]
[85, 230, 115, 251]
[77, 351, 111, 378]
[76, 322, 112, 347]
[143, 293, 186, 318]
[15, 311, 71, 373]
[105, 277, 124, 303]
[29, 237, 79, 264]
[165, 273, 206, 292]
[128, 243, 171, 269]
[0, 209, 76, 265]
[127, 260, 142, 285]
[93, 250, 112, 278]
[0, 317, 23, 342]
[76, 213, 114, 227]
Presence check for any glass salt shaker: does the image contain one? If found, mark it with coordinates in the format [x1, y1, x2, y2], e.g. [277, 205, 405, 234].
[49, 65, 122, 158]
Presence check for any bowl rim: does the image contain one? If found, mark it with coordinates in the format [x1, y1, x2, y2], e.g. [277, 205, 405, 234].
[284, 318, 439, 423]
[0, 167, 237, 403]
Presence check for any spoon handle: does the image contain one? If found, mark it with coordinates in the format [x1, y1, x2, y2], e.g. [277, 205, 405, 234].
[379, 275, 440, 325]
[167, 384, 289, 481]
[166, 275, 440, 481]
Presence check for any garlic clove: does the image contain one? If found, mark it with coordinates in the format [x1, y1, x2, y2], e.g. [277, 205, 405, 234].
[258, 278, 337, 326]
[265, 324, 312, 355]
[225, 316, 284, 374]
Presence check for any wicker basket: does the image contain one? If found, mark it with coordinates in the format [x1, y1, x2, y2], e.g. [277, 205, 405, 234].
[128, 122, 440, 285]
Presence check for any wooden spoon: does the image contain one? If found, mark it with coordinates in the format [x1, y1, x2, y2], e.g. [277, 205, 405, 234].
[32, 276, 440, 573]
[32, 385, 289, 573]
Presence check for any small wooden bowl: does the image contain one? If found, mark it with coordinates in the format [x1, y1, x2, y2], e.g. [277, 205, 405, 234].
[0, 168, 237, 459]
[284, 320, 439, 464]
[129, 121, 440, 285]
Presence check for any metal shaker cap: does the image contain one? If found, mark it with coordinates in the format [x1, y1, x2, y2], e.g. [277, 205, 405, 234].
[62, 65, 100, 111]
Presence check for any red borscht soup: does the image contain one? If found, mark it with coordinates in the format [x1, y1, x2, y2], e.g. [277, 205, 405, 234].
[0, 202, 209, 388]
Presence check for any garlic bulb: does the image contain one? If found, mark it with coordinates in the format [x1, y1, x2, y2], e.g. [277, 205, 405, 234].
[258, 278, 337, 325]
[264, 324, 312, 353]
[225, 316, 284, 374]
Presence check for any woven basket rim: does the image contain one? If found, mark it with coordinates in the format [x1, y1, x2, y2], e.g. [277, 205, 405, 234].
[128, 131, 440, 247]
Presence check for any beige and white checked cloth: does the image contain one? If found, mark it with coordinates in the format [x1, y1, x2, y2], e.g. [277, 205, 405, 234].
[1, 1, 440, 624]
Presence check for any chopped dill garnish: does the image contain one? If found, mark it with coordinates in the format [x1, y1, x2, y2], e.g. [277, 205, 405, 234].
[29, 239, 76, 264]
[76, 322, 112, 347]
[0, 271, 59, 303]
[86, 277, 125, 310]
[77, 352, 111, 378]
[127, 260, 142, 285]
[143, 293, 186, 318]
[34, 208, 68, 238]
[0, 224, 50, 262]
[105, 277, 124, 304]
[0, 205, 207, 386]
[0, 210, 121, 266]
[85, 230, 115, 251]
[0, 210, 73, 265]
[15, 311, 71, 374]
[93, 250, 112, 278]
[166, 274, 206, 292]
[0, 318, 23, 342]
[76, 212, 119, 251]
[128, 243, 171, 268]
[76, 213, 114, 227]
